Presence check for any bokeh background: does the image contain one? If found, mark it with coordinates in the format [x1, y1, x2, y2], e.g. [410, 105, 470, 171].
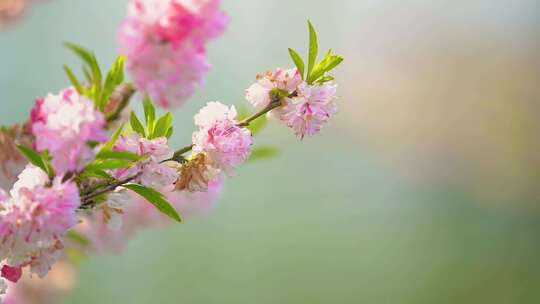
[1, 0, 540, 303]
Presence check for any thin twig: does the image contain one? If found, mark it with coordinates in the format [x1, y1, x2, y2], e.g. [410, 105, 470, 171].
[237, 98, 282, 127]
[168, 95, 285, 159]
[80, 174, 138, 207]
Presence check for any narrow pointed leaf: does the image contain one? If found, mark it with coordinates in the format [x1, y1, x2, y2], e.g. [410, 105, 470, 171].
[66, 230, 90, 246]
[307, 20, 318, 82]
[63, 65, 84, 94]
[16, 144, 51, 177]
[85, 159, 134, 171]
[81, 168, 113, 180]
[249, 146, 279, 161]
[288, 48, 305, 79]
[143, 97, 156, 135]
[64, 42, 102, 85]
[130, 112, 146, 137]
[100, 125, 124, 152]
[152, 112, 173, 139]
[316, 75, 335, 84]
[124, 184, 181, 222]
[165, 127, 174, 139]
[95, 150, 144, 161]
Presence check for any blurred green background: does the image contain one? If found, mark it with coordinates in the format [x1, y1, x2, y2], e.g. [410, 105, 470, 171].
[1, 0, 540, 303]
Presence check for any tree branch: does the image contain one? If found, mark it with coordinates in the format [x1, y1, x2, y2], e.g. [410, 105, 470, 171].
[80, 174, 138, 208]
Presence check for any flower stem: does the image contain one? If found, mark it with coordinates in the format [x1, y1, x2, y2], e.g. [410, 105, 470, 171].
[79, 91, 289, 207]
[80, 174, 138, 207]
[170, 144, 194, 161]
[167, 96, 284, 160]
[237, 97, 282, 127]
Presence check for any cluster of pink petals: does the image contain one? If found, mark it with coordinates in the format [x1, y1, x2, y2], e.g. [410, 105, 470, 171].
[192, 102, 253, 175]
[119, 0, 227, 109]
[245, 68, 302, 108]
[30, 88, 106, 174]
[0, 165, 80, 282]
[282, 82, 338, 139]
[111, 134, 179, 189]
[245, 68, 338, 139]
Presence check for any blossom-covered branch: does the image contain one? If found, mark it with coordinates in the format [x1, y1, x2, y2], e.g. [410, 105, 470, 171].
[0, 1, 343, 302]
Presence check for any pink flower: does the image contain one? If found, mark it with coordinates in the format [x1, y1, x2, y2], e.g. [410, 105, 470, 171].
[245, 68, 302, 108]
[193, 101, 236, 128]
[112, 134, 179, 189]
[0, 165, 80, 278]
[192, 102, 253, 174]
[119, 0, 227, 109]
[281, 82, 338, 139]
[30, 88, 106, 174]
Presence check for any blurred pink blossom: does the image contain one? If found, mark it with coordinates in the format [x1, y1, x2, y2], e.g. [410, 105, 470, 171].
[119, 0, 227, 109]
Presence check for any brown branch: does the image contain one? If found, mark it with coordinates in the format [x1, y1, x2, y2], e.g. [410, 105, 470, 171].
[80, 174, 138, 208]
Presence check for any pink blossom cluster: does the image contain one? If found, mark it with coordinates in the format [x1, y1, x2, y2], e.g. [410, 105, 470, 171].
[192, 102, 253, 175]
[0, 165, 80, 292]
[111, 134, 179, 189]
[245, 68, 338, 139]
[118, 0, 227, 109]
[30, 88, 106, 174]
[0, 6, 344, 302]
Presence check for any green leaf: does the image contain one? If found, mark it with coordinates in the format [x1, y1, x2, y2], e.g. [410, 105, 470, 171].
[16, 144, 52, 177]
[143, 96, 156, 135]
[309, 50, 343, 83]
[152, 112, 173, 139]
[249, 146, 279, 161]
[64, 42, 103, 109]
[124, 184, 181, 222]
[288, 48, 305, 79]
[81, 168, 113, 180]
[130, 112, 146, 137]
[66, 230, 90, 246]
[64, 42, 102, 84]
[307, 20, 318, 82]
[100, 56, 126, 110]
[316, 75, 335, 84]
[165, 127, 174, 139]
[63, 65, 84, 94]
[95, 150, 144, 161]
[82, 66, 92, 84]
[324, 54, 344, 72]
[100, 125, 124, 152]
[85, 159, 133, 171]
